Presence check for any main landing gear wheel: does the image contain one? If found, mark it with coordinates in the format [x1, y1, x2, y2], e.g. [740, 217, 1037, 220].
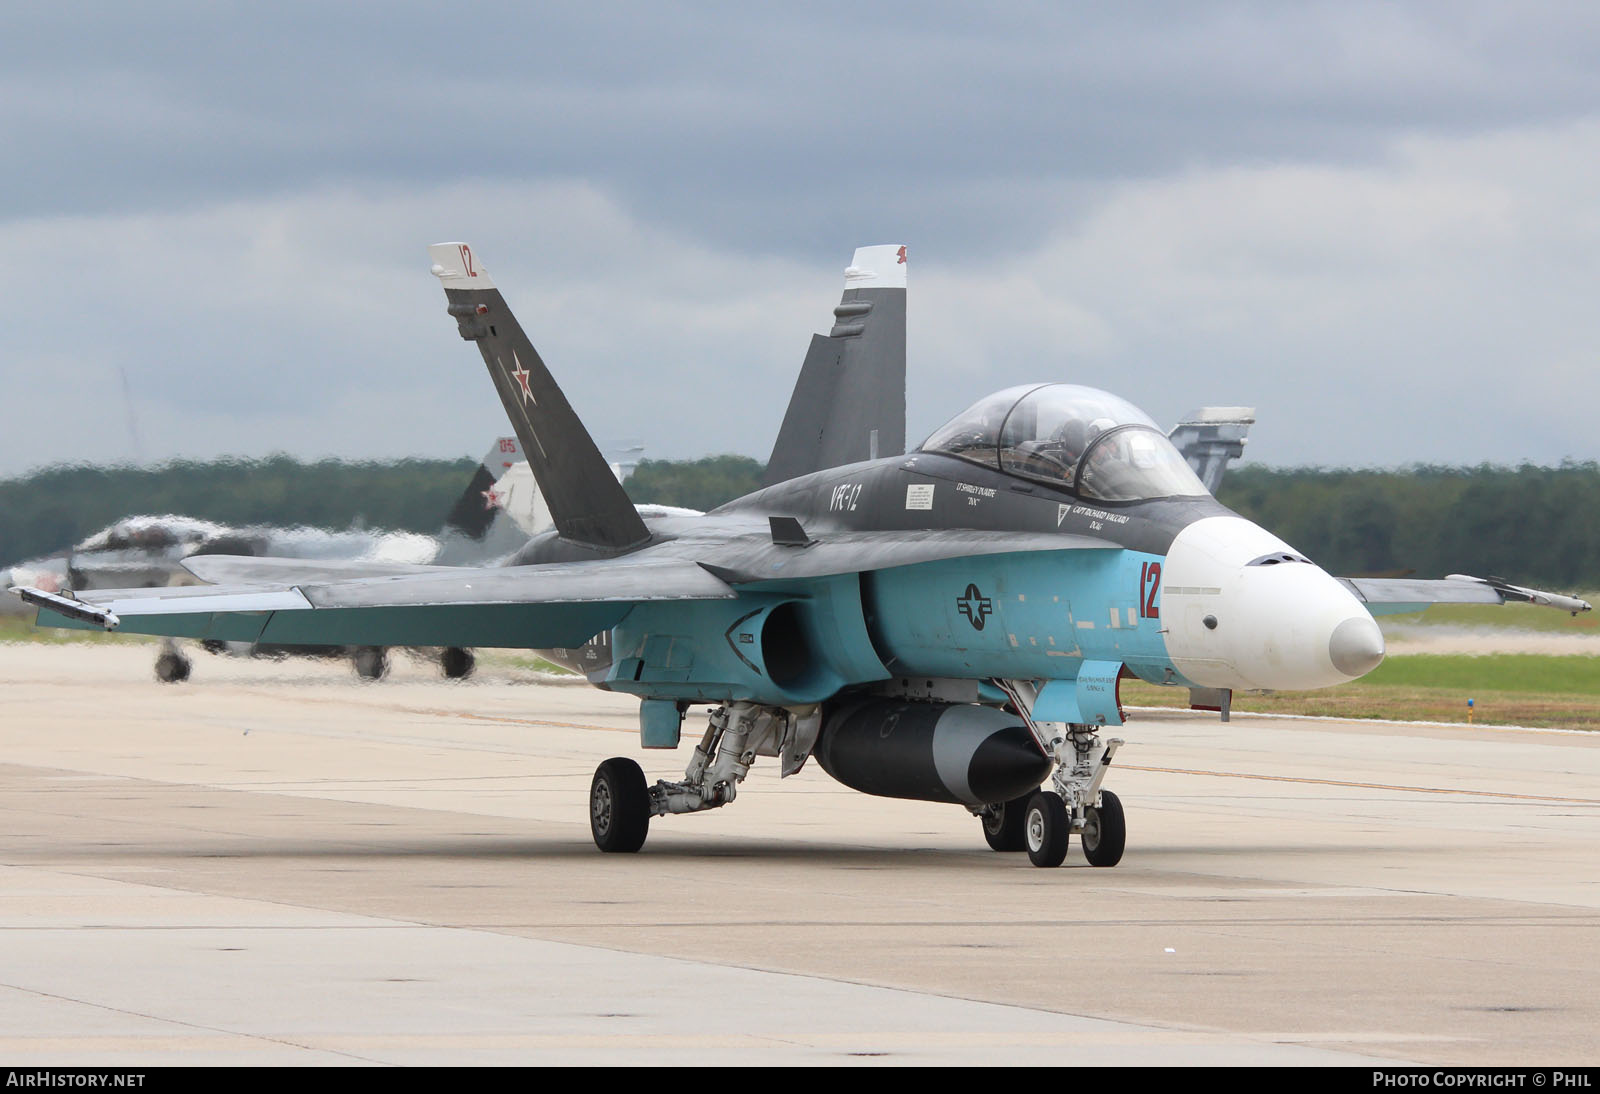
[1025, 790, 1070, 868]
[352, 646, 389, 680]
[440, 647, 475, 679]
[1081, 789, 1126, 867]
[153, 650, 191, 683]
[590, 758, 651, 853]
[981, 793, 1032, 852]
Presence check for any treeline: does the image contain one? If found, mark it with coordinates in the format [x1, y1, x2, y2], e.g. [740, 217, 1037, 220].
[4, 456, 1598, 589]
[1216, 463, 1600, 589]
[626, 455, 765, 512]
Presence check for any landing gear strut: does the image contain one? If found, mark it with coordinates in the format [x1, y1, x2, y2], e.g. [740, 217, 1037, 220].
[587, 702, 818, 854]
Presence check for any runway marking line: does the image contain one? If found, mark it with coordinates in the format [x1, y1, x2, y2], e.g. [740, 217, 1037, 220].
[235, 688, 1599, 804]
[1121, 764, 1600, 805]
[235, 688, 632, 734]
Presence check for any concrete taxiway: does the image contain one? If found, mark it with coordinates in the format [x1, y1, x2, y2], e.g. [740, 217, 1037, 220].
[2, 643, 1597, 1066]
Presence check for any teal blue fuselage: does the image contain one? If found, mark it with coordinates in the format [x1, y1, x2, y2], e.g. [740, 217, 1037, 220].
[536, 452, 1223, 711]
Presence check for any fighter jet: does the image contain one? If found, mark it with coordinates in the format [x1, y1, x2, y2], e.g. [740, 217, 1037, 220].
[16, 243, 1589, 869]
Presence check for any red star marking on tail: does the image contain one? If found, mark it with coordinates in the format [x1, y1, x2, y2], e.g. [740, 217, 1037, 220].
[482, 487, 502, 510]
[509, 353, 535, 404]
[896, 246, 907, 264]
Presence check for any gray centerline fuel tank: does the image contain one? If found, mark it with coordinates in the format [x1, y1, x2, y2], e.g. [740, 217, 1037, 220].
[813, 698, 1052, 808]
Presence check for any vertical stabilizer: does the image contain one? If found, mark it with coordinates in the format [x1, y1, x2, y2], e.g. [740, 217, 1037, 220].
[763, 244, 907, 486]
[433, 437, 531, 565]
[1169, 407, 1256, 494]
[429, 244, 650, 552]
[442, 437, 523, 542]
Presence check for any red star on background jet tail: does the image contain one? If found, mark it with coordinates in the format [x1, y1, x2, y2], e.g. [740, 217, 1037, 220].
[509, 353, 535, 403]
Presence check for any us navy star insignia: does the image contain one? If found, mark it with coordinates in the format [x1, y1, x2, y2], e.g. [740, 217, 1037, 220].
[956, 583, 993, 631]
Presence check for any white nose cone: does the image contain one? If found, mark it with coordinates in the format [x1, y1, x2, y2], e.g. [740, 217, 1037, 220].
[1162, 517, 1384, 691]
[1328, 614, 1385, 677]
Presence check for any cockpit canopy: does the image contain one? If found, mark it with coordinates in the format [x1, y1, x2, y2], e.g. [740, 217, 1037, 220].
[73, 516, 226, 553]
[920, 383, 1209, 502]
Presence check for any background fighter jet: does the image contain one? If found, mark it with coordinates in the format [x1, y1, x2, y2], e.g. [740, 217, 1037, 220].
[4, 439, 534, 680]
[17, 243, 1588, 869]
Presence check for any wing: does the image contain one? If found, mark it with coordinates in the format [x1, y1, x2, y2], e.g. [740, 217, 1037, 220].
[16, 527, 1114, 647]
[18, 555, 736, 649]
[181, 555, 450, 585]
[1339, 574, 1592, 616]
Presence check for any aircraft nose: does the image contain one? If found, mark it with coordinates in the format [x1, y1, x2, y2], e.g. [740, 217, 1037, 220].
[1161, 516, 1386, 692]
[1328, 614, 1385, 677]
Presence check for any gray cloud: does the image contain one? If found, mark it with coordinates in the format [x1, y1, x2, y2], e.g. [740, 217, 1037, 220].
[8, 3, 1600, 252]
[2, 3, 1600, 476]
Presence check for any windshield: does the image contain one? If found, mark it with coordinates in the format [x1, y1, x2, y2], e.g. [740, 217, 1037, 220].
[921, 383, 1208, 501]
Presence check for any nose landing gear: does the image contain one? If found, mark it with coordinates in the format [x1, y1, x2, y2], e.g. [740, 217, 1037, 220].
[992, 679, 1127, 868]
[1019, 728, 1124, 868]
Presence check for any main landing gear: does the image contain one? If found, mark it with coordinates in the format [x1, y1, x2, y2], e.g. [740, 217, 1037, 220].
[988, 680, 1127, 869]
[153, 640, 191, 683]
[352, 646, 389, 680]
[440, 646, 475, 680]
[590, 758, 650, 853]
[587, 702, 819, 853]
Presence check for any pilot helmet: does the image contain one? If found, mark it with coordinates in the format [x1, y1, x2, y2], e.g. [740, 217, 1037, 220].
[1057, 418, 1089, 454]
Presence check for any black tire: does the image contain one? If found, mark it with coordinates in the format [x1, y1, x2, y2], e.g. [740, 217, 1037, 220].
[981, 793, 1032, 852]
[154, 651, 191, 683]
[1025, 790, 1070, 868]
[440, 647, 476, 679]
[353, 647, 389, 680]
[1081, 789, 1126, 867]
[590, 757, 651, 853]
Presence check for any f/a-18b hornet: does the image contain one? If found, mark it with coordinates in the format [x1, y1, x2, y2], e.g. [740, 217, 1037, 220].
[16, 243, 1589, 868]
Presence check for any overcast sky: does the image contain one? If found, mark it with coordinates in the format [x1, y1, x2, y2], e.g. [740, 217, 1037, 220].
[3, 1, 1599, 476]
